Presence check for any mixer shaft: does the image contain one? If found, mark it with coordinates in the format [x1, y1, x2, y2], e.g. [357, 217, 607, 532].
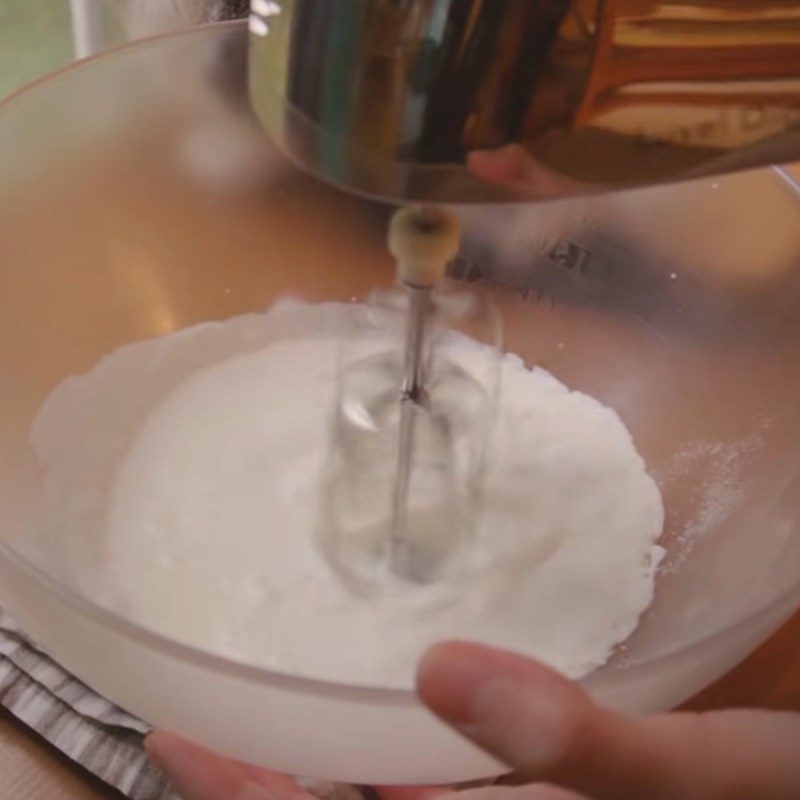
[386, 207, 461, 578]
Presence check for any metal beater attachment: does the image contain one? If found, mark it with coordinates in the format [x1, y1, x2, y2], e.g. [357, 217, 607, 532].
[320, 206, 499, 594]
[387, 207, 461, 578]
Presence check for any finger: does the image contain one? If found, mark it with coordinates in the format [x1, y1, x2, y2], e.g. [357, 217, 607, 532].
[462, 787, 588, 800]
[520, 789, 589, 800]
[146, 732, 314, 800]
[248, 766, 314, 797]
[428, 786, 587, 800]
[467, 146, 531, 184]
[376, 781, 585, 800]
[466, 145, 591, 199]
[496, 775, 590, 800]
[417, 642, 800, 800]
[376, 787, 451, 800]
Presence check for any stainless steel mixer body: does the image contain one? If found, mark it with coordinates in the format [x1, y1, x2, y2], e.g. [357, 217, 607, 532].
[249, 0, 800, 204]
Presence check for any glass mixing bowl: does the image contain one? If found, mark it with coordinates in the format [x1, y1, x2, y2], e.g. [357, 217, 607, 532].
[1, 22, 800, 785]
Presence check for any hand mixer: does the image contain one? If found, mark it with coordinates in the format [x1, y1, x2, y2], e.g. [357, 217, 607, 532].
[385, 206, 461, 579]
[246, 0, 800, 584]
[321, 206, 500, 589]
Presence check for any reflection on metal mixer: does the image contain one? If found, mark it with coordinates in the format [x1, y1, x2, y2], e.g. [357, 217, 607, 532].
[249, 0, 800, 202]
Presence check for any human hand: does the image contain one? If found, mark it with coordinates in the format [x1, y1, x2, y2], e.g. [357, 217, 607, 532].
[146, 641, 800, 800]
[466, 145, 594, 200]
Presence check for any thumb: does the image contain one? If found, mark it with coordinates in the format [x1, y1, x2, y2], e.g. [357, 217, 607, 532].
[417, 641, 800, 800]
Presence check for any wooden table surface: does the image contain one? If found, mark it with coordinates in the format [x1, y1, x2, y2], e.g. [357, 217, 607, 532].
[1, 609, 799, 800]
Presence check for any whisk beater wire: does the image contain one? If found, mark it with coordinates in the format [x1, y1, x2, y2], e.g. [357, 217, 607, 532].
[390, 284, 431, 576]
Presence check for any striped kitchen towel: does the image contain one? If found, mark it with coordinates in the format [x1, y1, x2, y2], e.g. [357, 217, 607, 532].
[0, 608, 366, 800]
[0, 607, 176, 799]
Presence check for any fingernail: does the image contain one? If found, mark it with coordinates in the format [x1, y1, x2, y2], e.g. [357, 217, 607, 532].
[472, 680, 569, 766]
[417, 643, 570, 765]
[238, 783, 279, 800]
[417, 642, 526, 727]
[417, 643, 488, 726]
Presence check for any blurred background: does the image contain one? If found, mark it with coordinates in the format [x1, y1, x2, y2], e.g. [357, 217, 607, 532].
[0, 0, 73, 98]
[0, 0, 129, 99]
